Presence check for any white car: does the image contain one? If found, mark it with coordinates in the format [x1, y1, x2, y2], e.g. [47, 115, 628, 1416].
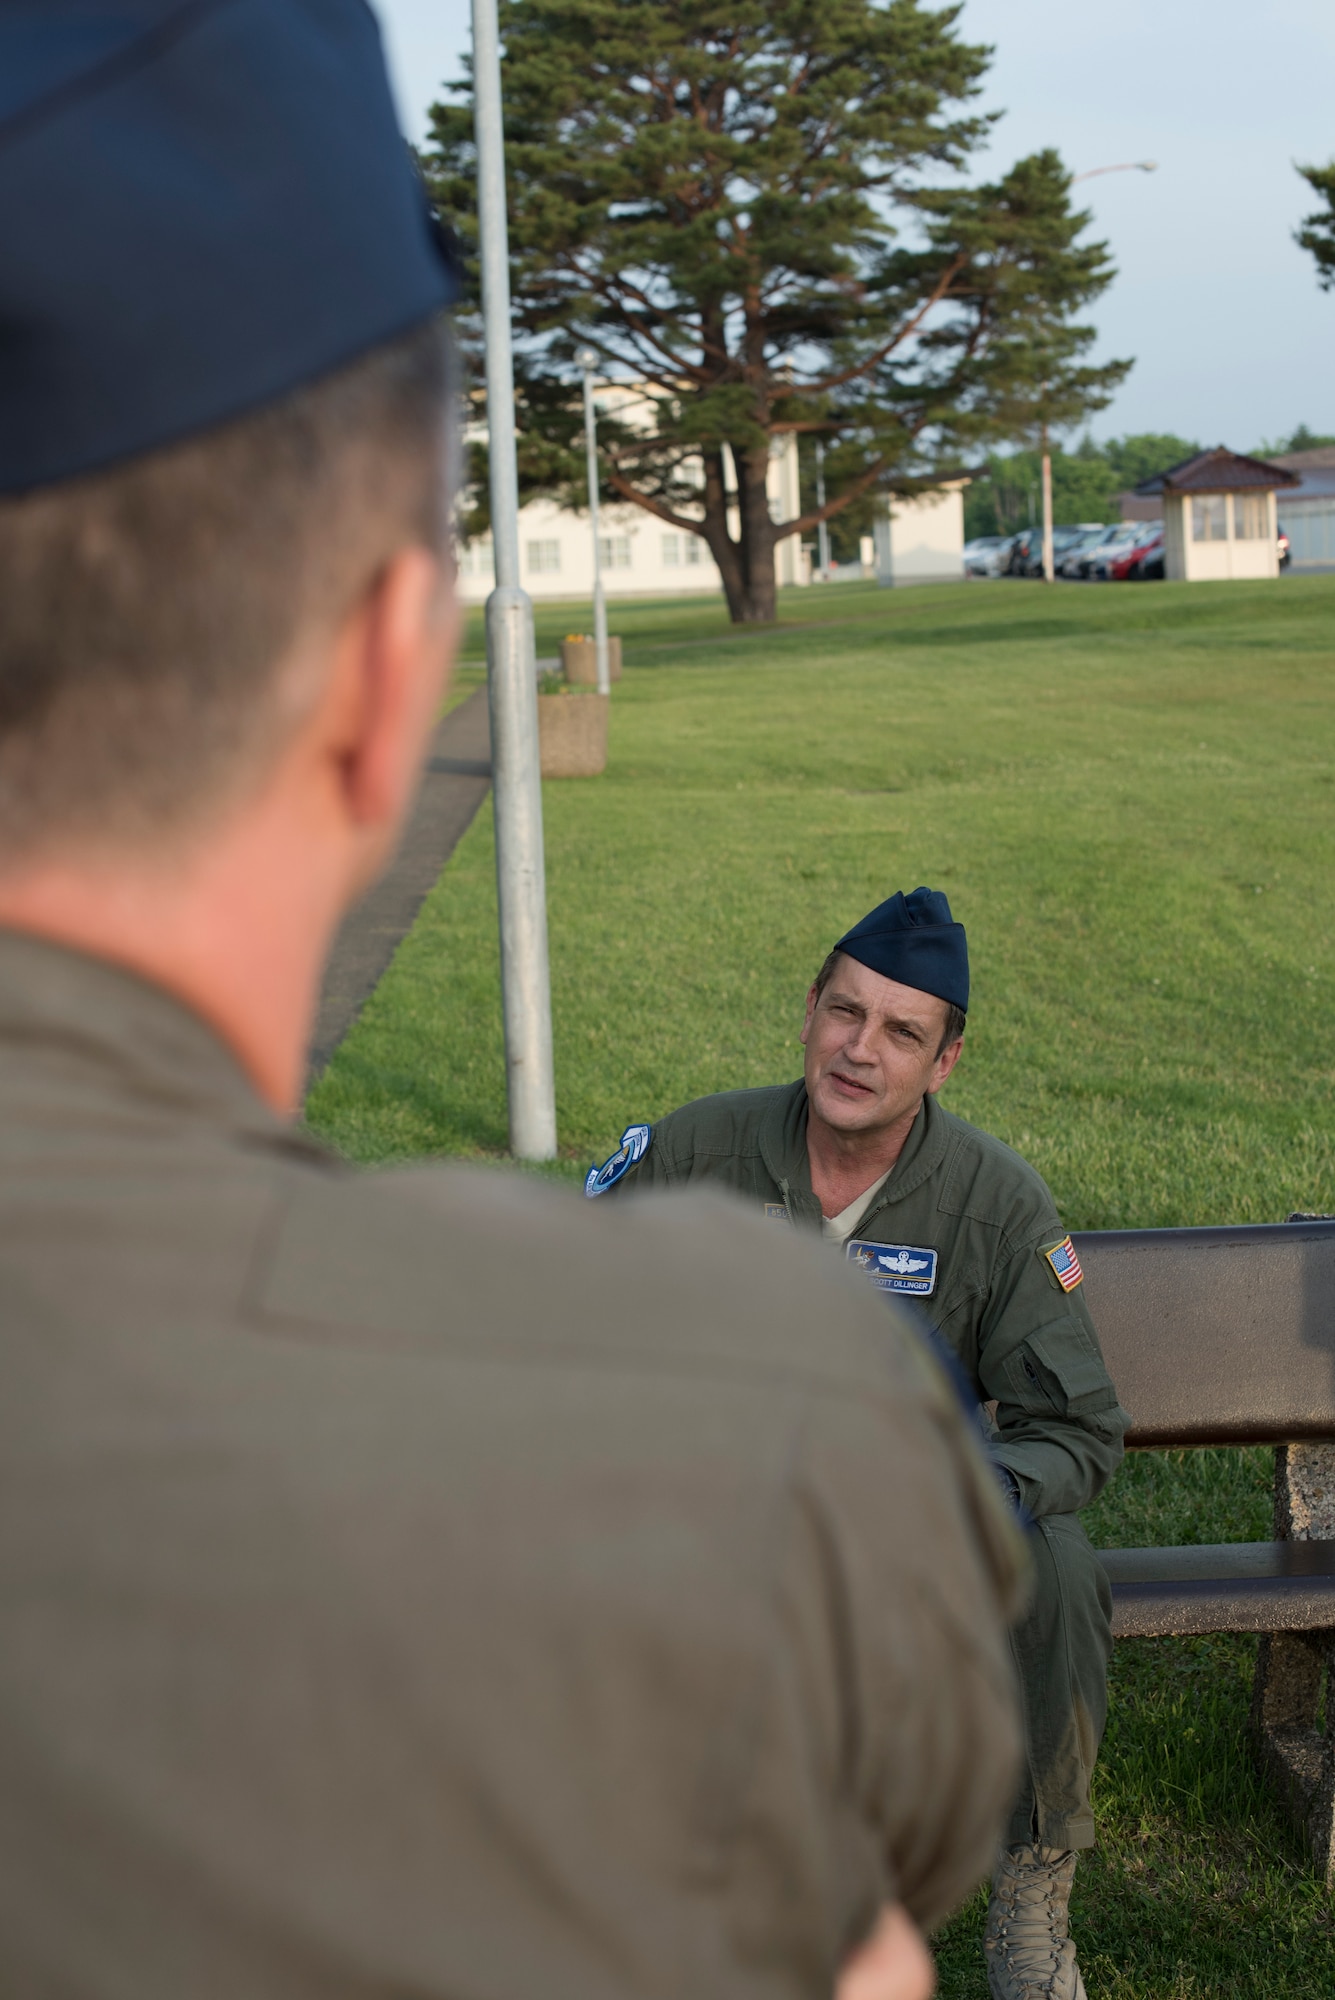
[963, 534, 1015, 578]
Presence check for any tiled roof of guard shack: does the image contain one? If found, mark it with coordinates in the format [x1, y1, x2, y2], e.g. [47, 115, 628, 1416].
[1134, 447, 1301, 495]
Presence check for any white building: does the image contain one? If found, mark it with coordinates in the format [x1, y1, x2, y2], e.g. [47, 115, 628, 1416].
[872, 479, 968, 587]
[1269, 445, 1335, 572]
[456, 384, 807, 603]
[458, 385, 971, 602]
[1134, 448, 1298, 582]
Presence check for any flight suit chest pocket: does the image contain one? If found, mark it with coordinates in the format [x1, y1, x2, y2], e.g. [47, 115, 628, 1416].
[1003, 1319, 1112, 1417]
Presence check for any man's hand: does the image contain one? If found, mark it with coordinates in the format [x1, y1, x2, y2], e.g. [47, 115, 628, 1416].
[836, 1904, 935, 2000]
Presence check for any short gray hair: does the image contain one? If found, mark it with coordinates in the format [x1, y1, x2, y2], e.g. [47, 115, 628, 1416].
[0, 318, 452, 858]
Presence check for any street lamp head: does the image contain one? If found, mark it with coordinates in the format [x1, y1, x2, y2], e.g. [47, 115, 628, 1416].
[575, 346, 598, 372]
[1073, 159, 1159, 182]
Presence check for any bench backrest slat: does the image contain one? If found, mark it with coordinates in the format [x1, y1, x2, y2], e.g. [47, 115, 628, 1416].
[1072, 1220, 1335, 1449]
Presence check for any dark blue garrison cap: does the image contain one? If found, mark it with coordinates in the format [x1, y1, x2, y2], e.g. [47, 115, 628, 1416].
[0, 0, 460, 494]
[834, 887, 970, 1013]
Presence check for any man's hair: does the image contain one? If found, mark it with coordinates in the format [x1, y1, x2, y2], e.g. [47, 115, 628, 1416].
[812, 949, 967, 1056]
[0, 318, 452, 858]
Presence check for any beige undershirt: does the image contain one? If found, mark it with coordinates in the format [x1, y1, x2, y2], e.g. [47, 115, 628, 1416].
[821, 1166, 893, 1244]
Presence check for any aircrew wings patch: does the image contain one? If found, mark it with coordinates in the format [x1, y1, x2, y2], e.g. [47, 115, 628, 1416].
[847, 1241, 938, 1296]
[1042, 1235, 1084, 1292]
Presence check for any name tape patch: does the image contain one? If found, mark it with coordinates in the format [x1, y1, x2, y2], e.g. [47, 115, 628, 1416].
[584, 1123, 651, 1197]
[847, 1240, 938, 1296]
[1043, 1235, 1084, 1292]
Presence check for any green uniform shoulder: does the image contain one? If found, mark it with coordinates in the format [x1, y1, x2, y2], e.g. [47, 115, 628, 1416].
[652, 1079, 799, 1173]
[928, 1100, 1067, 1254]
[589, 1078, 805, 1199]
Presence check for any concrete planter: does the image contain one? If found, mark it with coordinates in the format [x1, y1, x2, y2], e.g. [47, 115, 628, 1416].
[560, 634, 622, 684]
[538, 690, 609, 778]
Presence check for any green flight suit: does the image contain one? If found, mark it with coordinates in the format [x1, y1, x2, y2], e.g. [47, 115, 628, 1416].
[0, 934, 1029, 1995]
[600, 1078, 1130, 1853]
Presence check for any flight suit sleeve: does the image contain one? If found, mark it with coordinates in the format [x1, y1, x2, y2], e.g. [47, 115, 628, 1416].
[773, 1325, 1031, 1943]
[975, 1234, 1129, 1519]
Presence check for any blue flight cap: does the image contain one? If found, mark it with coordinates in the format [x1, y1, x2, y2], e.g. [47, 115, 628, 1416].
[0, 0, 461, 494]
[833, 887, 970, 1013]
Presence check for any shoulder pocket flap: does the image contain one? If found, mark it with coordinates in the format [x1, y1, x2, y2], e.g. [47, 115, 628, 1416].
[1025, 1319, 1117, 1413]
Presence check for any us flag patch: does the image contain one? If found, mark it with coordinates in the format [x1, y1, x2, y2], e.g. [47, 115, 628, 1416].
[1043, 1235, 1084, 1292]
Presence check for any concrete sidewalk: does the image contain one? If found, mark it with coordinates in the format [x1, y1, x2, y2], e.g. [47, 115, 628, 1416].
[306, 685, 491, 1086]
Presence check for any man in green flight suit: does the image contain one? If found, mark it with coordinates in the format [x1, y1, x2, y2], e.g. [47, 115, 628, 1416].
[590, 887, 1130, 2000]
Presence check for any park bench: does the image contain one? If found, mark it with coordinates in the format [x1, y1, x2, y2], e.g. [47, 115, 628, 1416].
[1074, 1214, 1335, 1885]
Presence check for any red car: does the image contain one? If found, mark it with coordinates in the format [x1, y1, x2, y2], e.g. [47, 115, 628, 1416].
[1106, 526, 1163, 580]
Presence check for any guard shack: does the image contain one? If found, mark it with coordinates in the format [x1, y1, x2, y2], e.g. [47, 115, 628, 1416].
[1135, 448, 1298, 582]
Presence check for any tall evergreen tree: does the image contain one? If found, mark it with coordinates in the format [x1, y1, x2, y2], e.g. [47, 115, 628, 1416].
[424, 0, 1129, 623]
[1296, 161, 1335, 291]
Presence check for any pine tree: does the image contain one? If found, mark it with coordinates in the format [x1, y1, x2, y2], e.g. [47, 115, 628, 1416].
[1296, 162, 1335, 290]
[424, 1, 1129, 623]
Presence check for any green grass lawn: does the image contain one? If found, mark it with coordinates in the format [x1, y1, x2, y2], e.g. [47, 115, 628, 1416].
[308, 574, 1335, 1992]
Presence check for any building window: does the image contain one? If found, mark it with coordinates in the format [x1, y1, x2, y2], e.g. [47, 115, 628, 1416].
[1191, 495, 1227, 542]
[1233, 492, 1267, 540]
[458, 537, 493, 579]
[526, 538, 561, 574]
[684, 534, 703, 565]
[661, 533, 680, 566]
[600, 534, 632, 569]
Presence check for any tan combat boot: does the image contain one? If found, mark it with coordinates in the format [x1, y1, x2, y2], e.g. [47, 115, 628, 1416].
[983, 1844, 1087, 2000]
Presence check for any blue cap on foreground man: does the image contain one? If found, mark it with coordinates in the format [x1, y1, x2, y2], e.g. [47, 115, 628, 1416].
[0, 9, 1027, 1998]
[0, 0, 459, 490]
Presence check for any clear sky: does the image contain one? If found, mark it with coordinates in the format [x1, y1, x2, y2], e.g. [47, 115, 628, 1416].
[372, 0, 1335, 451]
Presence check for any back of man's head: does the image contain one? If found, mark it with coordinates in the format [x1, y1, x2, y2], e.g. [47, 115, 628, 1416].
[0, 325, 450, 858]
[0, 0, 460, 863]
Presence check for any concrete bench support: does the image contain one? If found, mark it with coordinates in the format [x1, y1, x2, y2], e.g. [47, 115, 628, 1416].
[1077, 1218, 1335, 1888]
[1250, 1441, 1335, 1887]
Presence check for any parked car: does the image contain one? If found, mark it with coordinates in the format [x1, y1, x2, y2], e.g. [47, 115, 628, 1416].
[1006, 525, 1080, 576]
[1278, 528, 1291, 570]
[1018, 524, 1101, 577]
[963, 534, 1015, 578]
[1100, 526, 1163, 581]
[1056, 526, 1113, 578]
[1122, 528, 1165, 580]
[1077, 523, 1143, 580]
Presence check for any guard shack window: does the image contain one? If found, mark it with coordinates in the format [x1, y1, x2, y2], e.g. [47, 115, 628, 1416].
[1233, 493, 1267, 539]
[1191, 495, 1228, 541]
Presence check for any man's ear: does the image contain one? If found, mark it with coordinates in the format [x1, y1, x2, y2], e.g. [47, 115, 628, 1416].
[331, 544, 456, 847]
[926, 1034, 964, 1096]
[799, 982, 820, 1047]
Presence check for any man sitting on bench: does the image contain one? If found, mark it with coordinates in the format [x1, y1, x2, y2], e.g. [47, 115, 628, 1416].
[589, 887, 1130, 2000]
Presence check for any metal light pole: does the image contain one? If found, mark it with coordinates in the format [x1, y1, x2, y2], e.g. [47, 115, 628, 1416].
[1040, 411, 1055, 583]
[576, 347, 610, 695]
[472, 0, 556, 1159]
[1039, 163, 1156, 582]
[815, 439, 830, 580]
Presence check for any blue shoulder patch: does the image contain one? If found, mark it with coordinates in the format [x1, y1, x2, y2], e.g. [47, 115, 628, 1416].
[584, 1123, 652, 1197]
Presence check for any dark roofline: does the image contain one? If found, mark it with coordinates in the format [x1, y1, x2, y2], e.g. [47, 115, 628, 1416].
[1135, 446, 1300, 494]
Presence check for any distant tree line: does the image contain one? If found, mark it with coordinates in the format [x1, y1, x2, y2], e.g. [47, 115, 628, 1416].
[1252, 423, 1335, 455]
[962, 433, 1196, 539]
[963, 422, 1335, 542]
